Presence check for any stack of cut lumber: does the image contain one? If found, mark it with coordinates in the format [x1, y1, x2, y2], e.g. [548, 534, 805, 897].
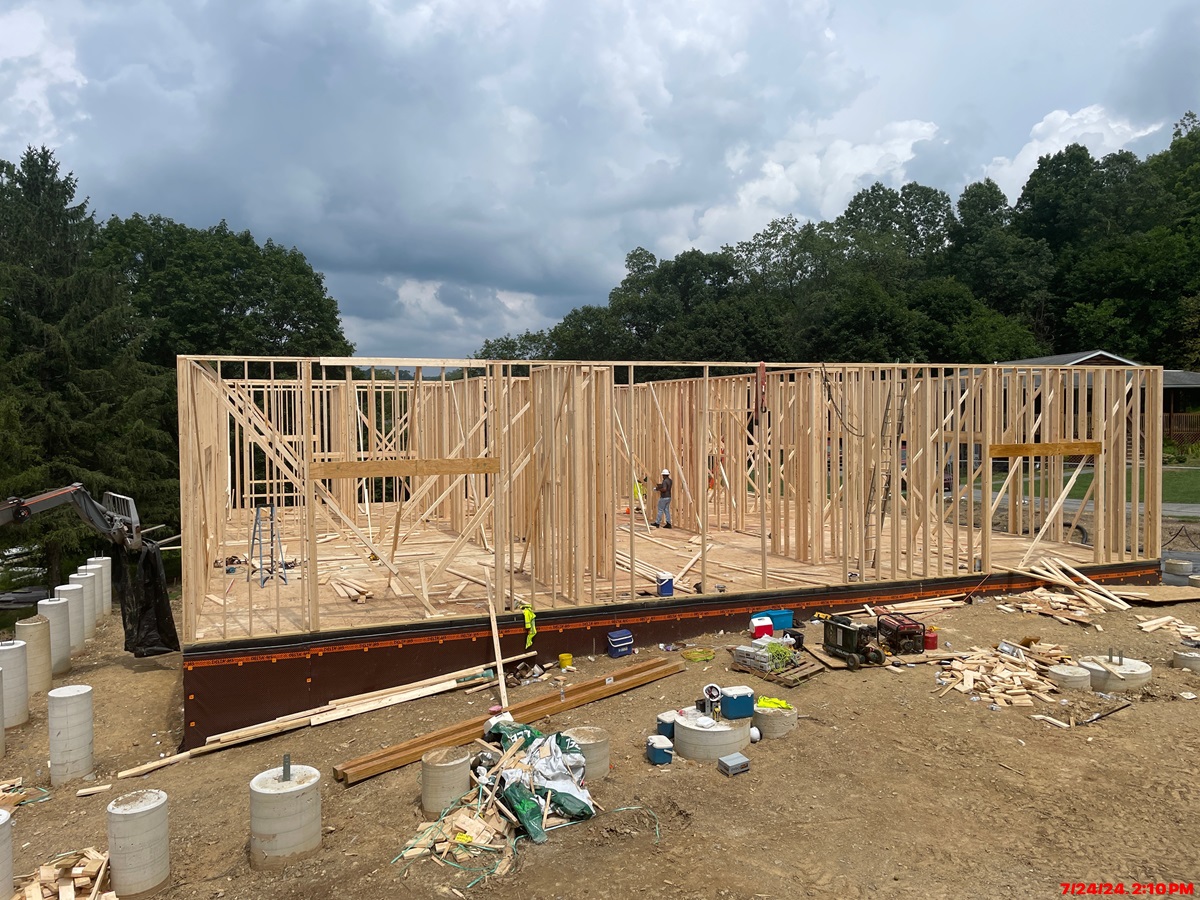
[1136, 614, 1198, 641]
[335, 657, 685, 785]
[614, 551, 692, 593]
[330, 575, 372, 602]
[872, 595, 965, 615]
[933, 640, 1070, 708]
[12, 848, 111, 900]
[996, 587, 1100, 626]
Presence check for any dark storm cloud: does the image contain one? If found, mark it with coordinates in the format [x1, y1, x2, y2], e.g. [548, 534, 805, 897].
[0, 0, 1189, 357]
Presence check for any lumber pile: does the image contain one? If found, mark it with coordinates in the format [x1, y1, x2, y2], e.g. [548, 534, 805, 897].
[872, 595, 965, 615]
[12, 847, 110, 900]
[933, 639, 1070, 708]
[614, 551, 692, 593]
[995, 587, 1101, 627]
[1136, 614, 1198, 641]
[1001, 557, 1134, 612]
[335, 657, 684, 785]
[330, 575, 372, 602]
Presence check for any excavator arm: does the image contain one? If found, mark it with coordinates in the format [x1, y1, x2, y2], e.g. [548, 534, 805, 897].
[0, 483, 143, 550]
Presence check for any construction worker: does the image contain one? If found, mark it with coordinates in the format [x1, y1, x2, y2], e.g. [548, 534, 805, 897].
[651, 468, 673, 528]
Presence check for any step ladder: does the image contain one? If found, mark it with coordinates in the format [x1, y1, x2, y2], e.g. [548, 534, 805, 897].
[248, 504, 288, 588]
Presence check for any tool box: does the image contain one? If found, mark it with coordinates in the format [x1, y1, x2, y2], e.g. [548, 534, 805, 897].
[717, 752, 750, 776]
[877, 612, 926, 655]
[607, 628, 634, 658]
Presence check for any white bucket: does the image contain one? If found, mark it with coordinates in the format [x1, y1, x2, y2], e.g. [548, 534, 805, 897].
[15, 615, 51, 695]
[70, 571, 97, 640]
[87, 556, 113, 616]
[37, 597, 72, 675]
[562, 726, 611, 782]
[0, 643, 28, 727]
[420, 747, 472, 817]
[48, 684, 94, 786]
[108, 789, 170, 897]
[249, 765, 322, 869]
[55, 584, 85, 655]
[0, 809, 11, 898]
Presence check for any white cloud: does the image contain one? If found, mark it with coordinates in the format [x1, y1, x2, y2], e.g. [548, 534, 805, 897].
[984, 105, 1163, 201]
[0, 5, 86, 151]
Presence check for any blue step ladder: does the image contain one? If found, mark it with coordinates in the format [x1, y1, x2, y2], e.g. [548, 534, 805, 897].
[248, 504, 288, 588]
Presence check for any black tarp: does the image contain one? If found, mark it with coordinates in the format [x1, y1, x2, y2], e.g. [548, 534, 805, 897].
[112, 541, 180, 657]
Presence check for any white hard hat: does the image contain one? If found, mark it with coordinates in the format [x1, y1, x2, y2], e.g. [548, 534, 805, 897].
[661, 468, 670, 475]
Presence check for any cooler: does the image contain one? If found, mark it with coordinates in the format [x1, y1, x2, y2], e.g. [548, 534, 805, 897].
[656, 573, 674, 597]
[761, 609, 795, 631]
[607, 628, 634, 658]
[750, 616, 773, 638]
[720, 685, 755, 719]
[646, 735, 674, 765]
[656, 710, 677, 738]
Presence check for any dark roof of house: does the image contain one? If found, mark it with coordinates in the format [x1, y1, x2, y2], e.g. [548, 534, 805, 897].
[1000, 350, 1140, 367]
[1165, 370, 1200, 389]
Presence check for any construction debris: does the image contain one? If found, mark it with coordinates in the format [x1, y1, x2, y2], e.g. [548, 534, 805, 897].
[933, 638, 1072, 708]
[12, 847, 110, 900]
[1136, 614, 1198, 641]
[329, 575, 373, 603]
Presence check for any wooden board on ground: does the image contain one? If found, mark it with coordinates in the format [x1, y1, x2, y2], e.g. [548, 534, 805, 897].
[1126, 584, 1200, 605]
[731, 659, 823, 687]
[889, 650, 967, 665]
[803, 643, 850, 670]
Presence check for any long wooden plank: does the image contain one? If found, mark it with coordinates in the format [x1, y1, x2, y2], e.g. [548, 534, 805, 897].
[311, 458, 501, 479]
[333, 657, 684, 785]
[987, 441, 1101, 458]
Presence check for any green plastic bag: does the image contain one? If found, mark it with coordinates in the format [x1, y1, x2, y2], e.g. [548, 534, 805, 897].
[499, 781, 548, 843]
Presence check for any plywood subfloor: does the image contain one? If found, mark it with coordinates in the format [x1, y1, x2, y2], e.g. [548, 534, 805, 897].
[190, 503, 1097, 643]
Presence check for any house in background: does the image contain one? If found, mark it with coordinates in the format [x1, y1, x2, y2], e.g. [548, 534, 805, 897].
[1003, 350, 1200, 447]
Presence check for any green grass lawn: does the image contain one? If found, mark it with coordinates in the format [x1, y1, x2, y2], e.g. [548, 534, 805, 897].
[990, 466, 1200, 504]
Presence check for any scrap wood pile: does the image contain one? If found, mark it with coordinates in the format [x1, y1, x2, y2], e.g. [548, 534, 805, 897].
[868, 595, 966, 615]
[328, 575, 372, 603]
[12, 848, 111, 900]
[1136, 614, 1198, 641]
[934, 637, 1071, 708]
[0, 777, 48, 813]
[996, 557, 1135, 628]
[395, 724, 596, 883]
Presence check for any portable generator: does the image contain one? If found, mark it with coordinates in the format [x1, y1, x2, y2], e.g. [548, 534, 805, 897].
[819, 614, 884, 670]
[877, 612, 926, 655]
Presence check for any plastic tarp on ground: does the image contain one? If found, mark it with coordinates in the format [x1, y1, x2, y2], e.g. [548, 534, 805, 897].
[489, 722, 596, 843]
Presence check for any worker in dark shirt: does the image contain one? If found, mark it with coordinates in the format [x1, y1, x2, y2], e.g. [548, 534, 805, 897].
[651, 468, 672, 528]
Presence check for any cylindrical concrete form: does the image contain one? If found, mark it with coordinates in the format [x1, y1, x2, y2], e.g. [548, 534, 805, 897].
[249, 765, 322, 869]
[1190, 573, 1200, 589]
[752, 704, 797, 739]
[55, 584, 85, 655]
[15, 615, 51, 696]
[37, 597, 72, 675]
[671, 710, 752, 761]
[1171, 650, 1200, 673]
[48, 685, 94, 786]
[0, 670, 6, 757]
[81, 564, 106, 622]
[70, 571, 97, 640]
[108, 790, 170, 897]
[86, 556, 113, 617]
[1047, 664, 1093, 690]
[420, 748, 470, 817]
[1080, 658, 1152, 693]
[1164, 558, 1194, 576]
[0, 643, 28, 728]
[0, 809, 11, 899]
[561, 726, 611, 781]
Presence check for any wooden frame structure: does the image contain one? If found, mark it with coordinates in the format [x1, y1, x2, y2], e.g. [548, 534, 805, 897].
[178, 357, 1162, 645]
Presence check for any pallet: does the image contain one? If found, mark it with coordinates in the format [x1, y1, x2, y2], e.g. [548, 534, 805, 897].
[732, 659, 823, 687]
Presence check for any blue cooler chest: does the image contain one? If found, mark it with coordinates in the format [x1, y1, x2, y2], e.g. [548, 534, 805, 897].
[720, 685, 755, 719]
[607, 628, 634, 658]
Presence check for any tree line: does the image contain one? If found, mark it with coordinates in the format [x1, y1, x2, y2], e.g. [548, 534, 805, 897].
[480, 113, 1200, 374]
[0, 147, 352, 585]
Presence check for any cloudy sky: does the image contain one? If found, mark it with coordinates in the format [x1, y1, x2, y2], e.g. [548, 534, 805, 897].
[1, 1, 1196, 359]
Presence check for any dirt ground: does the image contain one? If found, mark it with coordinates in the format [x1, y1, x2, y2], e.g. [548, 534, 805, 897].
[6, 576, 1200, 899]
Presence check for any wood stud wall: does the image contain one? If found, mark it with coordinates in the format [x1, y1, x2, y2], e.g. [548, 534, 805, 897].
[178, 357, 1162, 644]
